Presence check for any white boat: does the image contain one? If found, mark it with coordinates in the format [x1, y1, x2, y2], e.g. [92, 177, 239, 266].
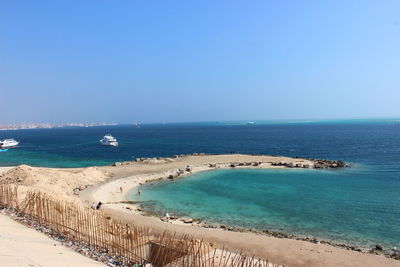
[0, 139, 19, 148]
[100, 134, 118, 146]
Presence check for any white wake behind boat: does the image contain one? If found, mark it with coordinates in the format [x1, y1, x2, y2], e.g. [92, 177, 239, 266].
[100, 134, 118, 146]
[0, 138, 19, 148]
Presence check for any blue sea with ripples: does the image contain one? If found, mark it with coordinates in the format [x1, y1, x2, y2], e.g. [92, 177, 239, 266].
[1, 119, 400, 249]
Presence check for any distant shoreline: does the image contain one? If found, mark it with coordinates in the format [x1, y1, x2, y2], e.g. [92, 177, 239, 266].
[0, 123, 118, 131]
[1, 118, 399, 131]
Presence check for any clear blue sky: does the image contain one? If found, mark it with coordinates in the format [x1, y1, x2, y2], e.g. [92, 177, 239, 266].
[1, 1, 399, 124]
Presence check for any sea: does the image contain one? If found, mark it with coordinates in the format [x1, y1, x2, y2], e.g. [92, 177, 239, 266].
[1, 119, 399, 250]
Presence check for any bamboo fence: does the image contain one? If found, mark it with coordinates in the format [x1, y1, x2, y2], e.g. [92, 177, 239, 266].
[0, 184, 280, 267]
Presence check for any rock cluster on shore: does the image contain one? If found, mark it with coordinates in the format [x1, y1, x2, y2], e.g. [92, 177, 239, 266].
[271, 159, 350, 169]
[312, 159, 350, 168]
[271, 161, 310, 168]
[229, 162, 258, 167]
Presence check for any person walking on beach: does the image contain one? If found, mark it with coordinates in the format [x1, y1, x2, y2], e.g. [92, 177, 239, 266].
[120, 186, 123, 193]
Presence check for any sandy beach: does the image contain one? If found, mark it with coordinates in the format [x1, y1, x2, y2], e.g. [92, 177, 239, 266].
[0, 212, 104, 267]
[1, 154, 399, 267]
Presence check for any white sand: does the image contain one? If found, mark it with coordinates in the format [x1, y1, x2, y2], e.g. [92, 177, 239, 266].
[0, 212, 105, 267]
[0, 166, 13, 175]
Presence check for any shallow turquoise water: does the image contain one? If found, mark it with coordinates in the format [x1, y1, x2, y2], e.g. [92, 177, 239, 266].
[132, 167, 400, 250]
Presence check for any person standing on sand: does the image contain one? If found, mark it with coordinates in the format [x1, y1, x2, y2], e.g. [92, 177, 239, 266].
[120, 186, 123, 193]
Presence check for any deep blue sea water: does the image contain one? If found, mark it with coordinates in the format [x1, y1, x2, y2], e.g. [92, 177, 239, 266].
[1, 121, 399, 249]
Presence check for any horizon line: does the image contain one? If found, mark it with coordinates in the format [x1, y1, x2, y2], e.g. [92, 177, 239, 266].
[1, 116, 400, 127]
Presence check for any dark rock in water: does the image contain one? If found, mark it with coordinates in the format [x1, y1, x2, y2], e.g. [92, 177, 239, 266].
[376, 244, 383, 251]
[314, 163, 323, 169]
[220, 225, 226, 229]
[168, 174, 177, 179]
[390, 252, 399, 259]
[311, 159, 349, 169]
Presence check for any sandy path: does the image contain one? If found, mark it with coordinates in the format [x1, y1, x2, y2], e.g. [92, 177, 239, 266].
[0, 213, 105, 267]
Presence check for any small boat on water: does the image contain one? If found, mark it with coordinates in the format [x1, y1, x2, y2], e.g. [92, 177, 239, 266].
[100, 134, 118, 146]
[0, 138, 19, 148]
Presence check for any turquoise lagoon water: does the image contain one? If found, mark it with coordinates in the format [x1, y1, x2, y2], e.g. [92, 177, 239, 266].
[132, 167, 400, 250]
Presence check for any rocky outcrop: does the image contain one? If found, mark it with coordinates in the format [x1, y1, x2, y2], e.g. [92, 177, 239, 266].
[313, 159, 350, 169]
[271, 159, 350, 169]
